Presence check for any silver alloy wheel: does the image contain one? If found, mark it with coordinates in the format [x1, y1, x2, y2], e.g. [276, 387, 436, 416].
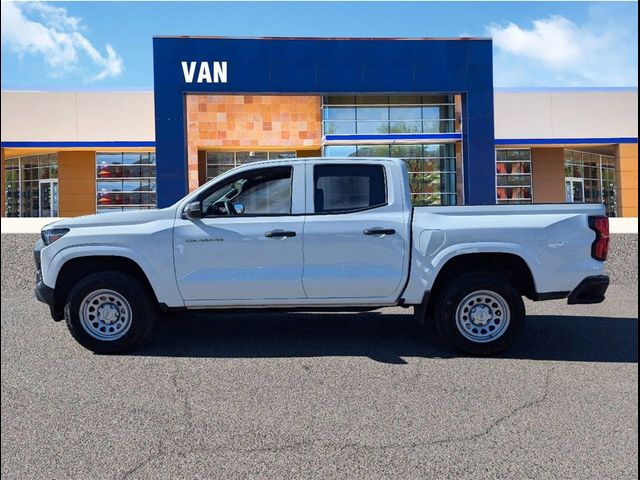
[79, 289, 132, 341]
[455, 290, 511, 343]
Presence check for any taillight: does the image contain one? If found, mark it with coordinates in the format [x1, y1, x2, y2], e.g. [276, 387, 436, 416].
[588, 216, 609, 261]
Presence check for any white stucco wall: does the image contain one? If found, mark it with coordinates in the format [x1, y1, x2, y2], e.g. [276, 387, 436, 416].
[494, 90, 638, 140]
[1, 91, 155, 142]
[1, 89, 637, 143]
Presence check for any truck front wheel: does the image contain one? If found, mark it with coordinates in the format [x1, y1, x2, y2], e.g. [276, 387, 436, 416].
[64, 271, 156, 354]
[433, 274, 525, 355]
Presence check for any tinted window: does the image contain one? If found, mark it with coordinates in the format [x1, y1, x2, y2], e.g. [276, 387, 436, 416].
[202, 167, 292, 216]
[314, 164, 386, 214]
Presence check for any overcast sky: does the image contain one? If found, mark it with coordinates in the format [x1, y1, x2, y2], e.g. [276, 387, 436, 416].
[1, 1, 637, 90]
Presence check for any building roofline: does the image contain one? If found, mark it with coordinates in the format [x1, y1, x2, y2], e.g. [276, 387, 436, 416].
[1, 88, 154, 93]
[495, 87, 638, 93]
[152, 35, 492, 41]
[3, 87, 636, 94]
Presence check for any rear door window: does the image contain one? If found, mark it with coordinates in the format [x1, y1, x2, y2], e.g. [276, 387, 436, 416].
[313, 164, 387, 214]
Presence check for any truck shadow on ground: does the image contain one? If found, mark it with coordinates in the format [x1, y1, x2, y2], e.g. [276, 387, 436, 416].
[134, 311, 639, 364]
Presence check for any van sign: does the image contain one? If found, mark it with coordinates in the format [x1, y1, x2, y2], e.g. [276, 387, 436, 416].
[181, 61, 227, 84]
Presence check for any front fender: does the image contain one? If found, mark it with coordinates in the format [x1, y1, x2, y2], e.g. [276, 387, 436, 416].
[42, 244, 184, 307]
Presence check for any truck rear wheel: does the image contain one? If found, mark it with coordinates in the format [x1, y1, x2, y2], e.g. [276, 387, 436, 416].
[64, 271, 155, 354]
[433, 274, 525, 355]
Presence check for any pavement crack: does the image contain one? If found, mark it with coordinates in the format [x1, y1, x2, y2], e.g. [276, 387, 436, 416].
[170, 359, 195, 436]
[120, 364, 555, 473]
[119, 450, 160, 480]
[192, 365, 556, 456]
[117, 361, 194, 480]
[413, 364, 556, 448]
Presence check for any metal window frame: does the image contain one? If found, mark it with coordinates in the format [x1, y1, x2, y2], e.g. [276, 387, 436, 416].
[321, 95, 457, 137]
[204, 150, 297, 182]
[3, 153, 59, 217]
[563, 148, 617, 210]
[495, 148, 533, 204]
[95, 151, 158, 213]
[319, 142, 459, 205]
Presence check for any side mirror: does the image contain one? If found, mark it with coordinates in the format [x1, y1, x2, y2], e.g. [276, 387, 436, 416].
[233, 203, 245, 215]
[183, 201, 202, 219]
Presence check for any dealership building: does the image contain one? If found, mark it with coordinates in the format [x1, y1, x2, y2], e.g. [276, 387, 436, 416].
[1, 37, 638, 218]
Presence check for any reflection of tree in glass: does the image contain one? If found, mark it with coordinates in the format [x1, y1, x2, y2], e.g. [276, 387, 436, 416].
[324, 123, 337, 135]
[412, 194, 440, 206]
[409, 172, 442, 197]
[377, 121, 422, 134]
[357, 145, 392, 157]
[411, 172, 441, 185]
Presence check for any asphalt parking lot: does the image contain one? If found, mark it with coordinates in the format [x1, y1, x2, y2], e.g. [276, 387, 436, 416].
[1, 234, 638, 479]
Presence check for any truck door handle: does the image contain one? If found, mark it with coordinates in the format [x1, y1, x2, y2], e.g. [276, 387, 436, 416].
[265, 230, 297, 238]
[363, 228, 396, 236]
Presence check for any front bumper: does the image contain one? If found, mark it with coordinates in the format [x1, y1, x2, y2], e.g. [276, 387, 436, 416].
[567, 275, 610, 305]
[34, 239, 62, 320]
[35, 277, 55, 307]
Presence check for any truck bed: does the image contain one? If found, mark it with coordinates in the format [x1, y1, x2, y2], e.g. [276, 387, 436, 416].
[400, 202, 606, 303]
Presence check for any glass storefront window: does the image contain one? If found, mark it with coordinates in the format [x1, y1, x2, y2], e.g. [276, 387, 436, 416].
[564, 149, 618, 216]
[205, 151, 296, 181]
[323, 107, 356, 135]
[322, 95, 456, 136]
[496, 149, 533, 204]
[321, 145, 357, 158]
[323, 142, 458, 206]
[3, 153, 58, 217]
[96, 152, 156, 213]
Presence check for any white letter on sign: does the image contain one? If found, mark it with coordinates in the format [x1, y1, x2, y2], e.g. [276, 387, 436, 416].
[213, 61, 227, 83]
[181, 61, 196, 83]
[197, 62, 212, 83]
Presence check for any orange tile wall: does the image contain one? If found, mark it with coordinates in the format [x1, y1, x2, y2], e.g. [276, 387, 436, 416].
[186, 94, 322, 191]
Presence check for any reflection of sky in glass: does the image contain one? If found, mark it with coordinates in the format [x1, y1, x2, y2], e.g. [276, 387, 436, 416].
[95, 152, 156, 209]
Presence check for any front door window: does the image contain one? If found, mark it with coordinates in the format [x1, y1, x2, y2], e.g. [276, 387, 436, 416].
[201, 167, 292, 217]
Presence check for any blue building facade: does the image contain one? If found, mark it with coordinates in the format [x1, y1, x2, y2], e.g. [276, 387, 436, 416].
[152, 36, 496, 207]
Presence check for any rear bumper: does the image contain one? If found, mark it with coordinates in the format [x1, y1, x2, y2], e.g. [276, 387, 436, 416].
[567, 275, 610, 305]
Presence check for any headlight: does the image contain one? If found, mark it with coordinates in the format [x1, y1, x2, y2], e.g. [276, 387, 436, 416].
[41, 228, 70, 246]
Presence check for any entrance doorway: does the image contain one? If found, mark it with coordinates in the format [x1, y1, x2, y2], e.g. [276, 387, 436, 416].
[565, 177, 585, 203]
[39, 180, 59, 217]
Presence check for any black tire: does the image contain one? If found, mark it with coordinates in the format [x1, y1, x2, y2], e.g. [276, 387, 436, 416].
[433, 274, 525, 355]
[64, 271, 156, 354]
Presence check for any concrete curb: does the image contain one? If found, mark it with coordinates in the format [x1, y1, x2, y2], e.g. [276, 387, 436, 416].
[610, 217, 639, 234]
[1, 218, 64, 234]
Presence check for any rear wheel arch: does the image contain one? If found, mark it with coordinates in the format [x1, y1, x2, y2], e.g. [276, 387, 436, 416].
[434, 252, 536, 294]
[422, 252, 537, 319]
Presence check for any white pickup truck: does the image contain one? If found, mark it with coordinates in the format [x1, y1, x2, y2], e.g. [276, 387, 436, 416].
[35, 157, 610, 355]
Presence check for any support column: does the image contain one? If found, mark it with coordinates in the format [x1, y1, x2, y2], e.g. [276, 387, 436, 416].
[615, 144, 638, 217]
[1, 149, 5, 217]
[58, 151, 97, 217]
